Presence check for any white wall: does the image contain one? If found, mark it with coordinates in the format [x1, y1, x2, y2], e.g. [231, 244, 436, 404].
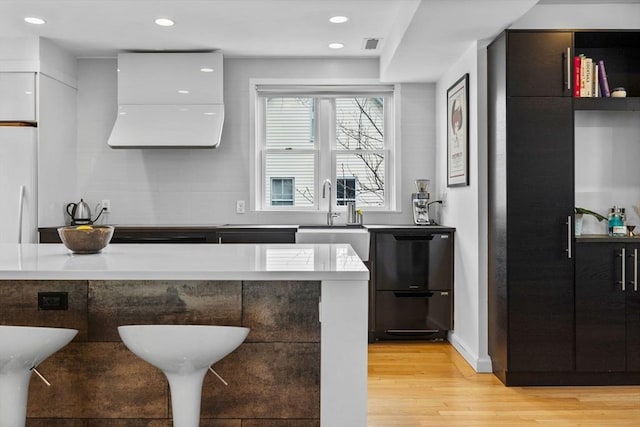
[436, 41, 491, 372]
[575, 111, 640, 234]
[73, 57, 434, 226]
[38, 74, 78, 227]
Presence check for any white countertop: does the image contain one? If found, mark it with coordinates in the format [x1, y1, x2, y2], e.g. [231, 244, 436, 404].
[0, 243, 369, 281]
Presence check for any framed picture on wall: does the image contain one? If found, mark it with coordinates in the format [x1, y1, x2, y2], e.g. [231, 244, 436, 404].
[447, 73, 469, 187]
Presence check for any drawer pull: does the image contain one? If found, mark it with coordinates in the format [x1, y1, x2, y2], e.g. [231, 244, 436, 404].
[566, 216, 572, 259]
[634, 248, 638, 292]
[618, 248, 626, 291]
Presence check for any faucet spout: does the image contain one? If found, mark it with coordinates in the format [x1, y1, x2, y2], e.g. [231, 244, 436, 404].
[322, 179, 331, 198]
[322, 179, 339, 226]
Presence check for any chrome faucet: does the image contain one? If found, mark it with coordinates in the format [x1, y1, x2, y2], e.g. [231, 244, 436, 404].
[322, 179, 340, 226]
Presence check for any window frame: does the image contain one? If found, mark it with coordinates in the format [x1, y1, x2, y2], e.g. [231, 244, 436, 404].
[270, 177, 296, 206]
[250, 79, 400, 213]
[335, 176, 357, 206]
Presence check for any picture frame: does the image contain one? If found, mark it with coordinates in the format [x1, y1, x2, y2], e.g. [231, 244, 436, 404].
[447, 73, 469, 187]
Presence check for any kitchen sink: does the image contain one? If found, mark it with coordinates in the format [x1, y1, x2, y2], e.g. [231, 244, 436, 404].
[295, 226, 369, 261]
[298, 224, 365, 229]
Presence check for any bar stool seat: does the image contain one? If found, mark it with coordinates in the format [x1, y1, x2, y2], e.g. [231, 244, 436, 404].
[0, 325, 77, 427]
[118, 324, 249, 427]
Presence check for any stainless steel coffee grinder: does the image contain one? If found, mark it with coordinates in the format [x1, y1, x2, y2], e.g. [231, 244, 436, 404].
[411, 179, 439, 225]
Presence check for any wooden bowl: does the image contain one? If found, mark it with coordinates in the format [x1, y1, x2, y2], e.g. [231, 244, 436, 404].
[57, 225, 114, 254]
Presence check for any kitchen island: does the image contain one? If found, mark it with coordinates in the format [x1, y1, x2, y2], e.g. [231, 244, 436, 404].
[0, 243, 369, 427]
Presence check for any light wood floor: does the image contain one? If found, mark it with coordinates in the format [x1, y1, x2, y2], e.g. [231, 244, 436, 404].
[368, 341, 640, 426]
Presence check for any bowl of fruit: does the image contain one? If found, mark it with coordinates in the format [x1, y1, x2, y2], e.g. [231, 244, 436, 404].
[57, 225, 114, 254]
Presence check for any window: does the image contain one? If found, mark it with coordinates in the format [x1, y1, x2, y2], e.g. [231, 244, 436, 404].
[253, 83, 396, 212]
[270, 177, 294, 206]
[336, 177, 356, 206]
[335, 97, 385, 207]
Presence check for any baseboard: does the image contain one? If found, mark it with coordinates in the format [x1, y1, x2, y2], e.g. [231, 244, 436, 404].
[448, 331, 493, 373]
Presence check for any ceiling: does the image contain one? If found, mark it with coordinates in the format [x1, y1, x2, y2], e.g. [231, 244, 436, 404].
[0, 0, 542, 82]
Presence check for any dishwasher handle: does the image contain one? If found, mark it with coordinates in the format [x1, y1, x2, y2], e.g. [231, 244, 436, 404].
[393, 291, 434, 298]
[392, 235, 435, 241]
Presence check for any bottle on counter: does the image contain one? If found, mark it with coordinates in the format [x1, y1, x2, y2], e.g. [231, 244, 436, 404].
[610, 206, 627, 237]
[608, 207, 616, 235]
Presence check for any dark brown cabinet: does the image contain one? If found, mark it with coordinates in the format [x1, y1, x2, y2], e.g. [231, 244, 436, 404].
[368, 228, 454, 342]
[507, 31, 573, 97]
[217, 228, 295, 244]
[39, 226, 296, 244]
[489, 29, 640, 385]
[488, 30, 575, 385]
[576, 241, 640, 373]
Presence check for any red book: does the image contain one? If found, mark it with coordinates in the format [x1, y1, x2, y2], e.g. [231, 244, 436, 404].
[573, 56, 581, 97]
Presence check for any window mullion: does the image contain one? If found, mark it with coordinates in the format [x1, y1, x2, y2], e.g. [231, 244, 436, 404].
[316, 98, 333, 209]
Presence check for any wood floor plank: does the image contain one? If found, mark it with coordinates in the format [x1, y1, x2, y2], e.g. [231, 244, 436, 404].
[368, 342, 640, 426]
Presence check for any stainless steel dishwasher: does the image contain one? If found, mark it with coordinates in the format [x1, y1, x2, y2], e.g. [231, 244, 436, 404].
[370, 228, 454, 341]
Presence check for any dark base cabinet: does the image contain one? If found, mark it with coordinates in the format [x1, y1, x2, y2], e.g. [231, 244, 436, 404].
[374, 290, 451, 340]
[368, 227, 454, 342]
[39, 226, 296, 244]
[576, 241, 640, 373]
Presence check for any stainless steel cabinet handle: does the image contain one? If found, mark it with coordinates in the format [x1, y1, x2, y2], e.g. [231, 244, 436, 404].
[634, 248, 638, 292]
[566, 216, 572, 259]
[566, 47, 571, 90]
[619, 248, 626, 291]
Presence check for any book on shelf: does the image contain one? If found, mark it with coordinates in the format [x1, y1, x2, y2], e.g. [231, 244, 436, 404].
[584, 57, 593, 97]
[574, 55, 611, 98]
[598, 59, 611, 97]
[573, 56, 581, 98]
[594, 63, 599, 97]
[579, 55, 587, 97]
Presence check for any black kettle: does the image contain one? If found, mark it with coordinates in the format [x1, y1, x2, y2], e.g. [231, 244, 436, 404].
[66, 199, 93, 225]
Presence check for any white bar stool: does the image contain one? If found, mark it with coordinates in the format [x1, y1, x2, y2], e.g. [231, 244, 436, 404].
[0, 325, 78, 427]
[118, 324, 249, 427]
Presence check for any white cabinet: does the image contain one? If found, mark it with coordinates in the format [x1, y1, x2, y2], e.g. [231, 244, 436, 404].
[0, 126, 37, 243]
[0, 73, 35, 121]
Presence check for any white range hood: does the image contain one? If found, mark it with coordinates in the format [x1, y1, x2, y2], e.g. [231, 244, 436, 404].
[108, 52, 224, 148]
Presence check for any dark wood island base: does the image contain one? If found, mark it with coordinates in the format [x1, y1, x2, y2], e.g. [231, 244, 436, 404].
[0, 279, 321, 426]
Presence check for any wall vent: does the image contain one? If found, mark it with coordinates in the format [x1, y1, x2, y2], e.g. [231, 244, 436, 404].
[363, 38, 381, 50]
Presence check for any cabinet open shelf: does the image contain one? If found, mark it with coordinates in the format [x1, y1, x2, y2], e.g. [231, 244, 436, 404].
[574, 97, 640, 111]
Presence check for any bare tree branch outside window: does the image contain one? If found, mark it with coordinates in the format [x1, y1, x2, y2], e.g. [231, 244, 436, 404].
[335, 97, 385, 206]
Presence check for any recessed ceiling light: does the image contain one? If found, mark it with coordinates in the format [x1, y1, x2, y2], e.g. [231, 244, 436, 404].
[178, 90, 190, 94]
[155, 18, 175, 27]
[200, 68, 214, 73]
[329, 42, 345, 49]
[24, 17, 46, 25]
[329, 16, 349, 24]
[204, 112, 216, 116]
